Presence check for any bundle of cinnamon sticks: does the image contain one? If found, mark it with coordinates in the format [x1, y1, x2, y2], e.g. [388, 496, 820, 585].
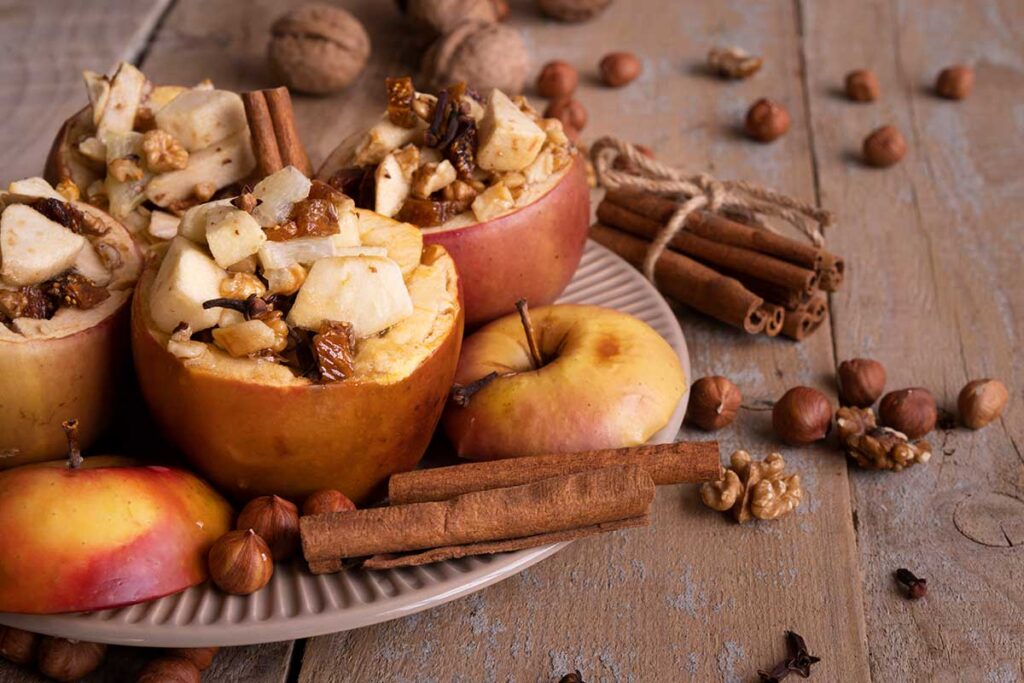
[299, 441, 722, 572]
[591, 190, 843, 340]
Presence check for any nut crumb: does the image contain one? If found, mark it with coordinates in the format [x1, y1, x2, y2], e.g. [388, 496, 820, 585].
[142, 129, 189, 173]
[707, 46, 763, 79]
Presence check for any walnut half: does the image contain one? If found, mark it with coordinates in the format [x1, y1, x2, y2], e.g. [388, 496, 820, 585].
[836, 406, 932, 471]
[700, 450, 804, 523]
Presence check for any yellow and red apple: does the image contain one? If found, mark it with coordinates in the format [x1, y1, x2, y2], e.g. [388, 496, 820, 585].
[0, 455, 231, 614]
[443, 304, 687, 459]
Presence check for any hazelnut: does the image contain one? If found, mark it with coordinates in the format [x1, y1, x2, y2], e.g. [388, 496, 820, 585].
[400, 0, 502, 35]
[237, 494, 300, 561]
[0, 626, 37, 664]
[544, 97, 587, 133]
[268, 4, 371, 95]
[935, 65, 974, 100]
[958, 379, 1009, 430]
[744, 98, 790, 143]
[36, 637, 107, 682]
[169, 647, 220, 671]
[421, 20, 530, 94]
[845, 69, 880, 102]
[208, 529, 274, 595]
[137, 656, 201, 683]
[772, 386, 833, 445]
[599, 52, 642, 87]
[879, 388, 937, 439]
[862, 125, 906, 167]
[537, 0, 612, 22]
[685, 376, 742, 431]
[836, 358, 886, 407]
[303, 488, 357, 516]
[536, 60, 579, 98]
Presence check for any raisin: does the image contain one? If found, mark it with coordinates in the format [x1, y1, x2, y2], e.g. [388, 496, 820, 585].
[30, 198, 87, 234]
[290, 198, 339, 237]
[0, 286, 54, 320]
[386, 76, 418, 129]
[312, 321, 356, 382]
[46, 273, 110, 310]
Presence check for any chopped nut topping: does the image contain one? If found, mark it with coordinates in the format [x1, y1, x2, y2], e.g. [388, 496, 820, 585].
[0, 286, 54, 320]
[412, 93, 436, 122]
[700, 469, 742, 511]
[232, 192, 260, 214]
[836, 406, 932, 471]
[45, 272, 110, 310]
[194, 182, 217, 202]
[707, 46, 763, 79]
[700, 450, 803, 523]
[263, 312, 290, 353]
[411, 160, 457, 199]
[55, 179, 81, 202]
[109, 156, 144, 183]
[220, 272, 267, 301]
[312, 320, 356, 382]
[142, 129, 189, 173]
[441, 179, 478, 210]
[386, 76, 419, 128]
[265, 263, 307, 296]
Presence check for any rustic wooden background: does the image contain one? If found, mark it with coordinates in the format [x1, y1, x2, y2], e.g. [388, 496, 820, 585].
[1, 0, 1022, 681]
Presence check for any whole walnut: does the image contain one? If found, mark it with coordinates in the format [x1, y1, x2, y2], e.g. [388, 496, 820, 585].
[400, 0, 502, 34]
[268, 4, 371, 95]
[537, 0, 612, 22]
[422, 20, 530, 94]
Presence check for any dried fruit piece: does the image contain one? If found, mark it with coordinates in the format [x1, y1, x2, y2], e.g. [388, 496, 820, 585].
[386, 76, 419, 128]
[396, 197, 454, 226]
[46, 272, 110, 310]
[29, 197, 88, 234]
[312, 320, 357, 382]
[0, 286, 54, 320]
[290, 197, 340, 238]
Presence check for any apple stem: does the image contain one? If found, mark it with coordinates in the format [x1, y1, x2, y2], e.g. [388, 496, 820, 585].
[451, 371, 503, 407]
[62, 419, 83, 470]
[515, 298, 544, 370]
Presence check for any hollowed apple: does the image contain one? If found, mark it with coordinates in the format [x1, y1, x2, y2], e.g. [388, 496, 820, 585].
[443, 304, 686, 460]
[0, 454, 231, 614]
[0, 199, 142, 467]
[131, 241, 463, 504]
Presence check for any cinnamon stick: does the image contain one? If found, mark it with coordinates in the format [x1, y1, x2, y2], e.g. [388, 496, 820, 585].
[263, 87, 312, 176]
[242, 88, 311, 182]
[781, 306, 823, 341]
[388, 441, 722, 505]
[590, 223, 766, 333]
[762, 303, 784, 337]
[300, 465, 655, 564]
[597, 200, 819, 294]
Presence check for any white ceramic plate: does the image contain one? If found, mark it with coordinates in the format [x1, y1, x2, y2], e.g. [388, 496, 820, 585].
[0, 240, 691, 647]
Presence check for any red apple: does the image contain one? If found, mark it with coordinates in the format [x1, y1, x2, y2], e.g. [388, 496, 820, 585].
[0, 453, 231, 614]
[443, 304, 687, 459]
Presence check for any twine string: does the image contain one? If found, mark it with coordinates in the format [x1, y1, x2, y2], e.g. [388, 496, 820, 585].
[590, 136, 833, 283]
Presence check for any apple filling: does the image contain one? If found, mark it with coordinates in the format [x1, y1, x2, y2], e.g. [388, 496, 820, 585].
[53, 62, 256, 241]
[0, 178, 140, 341]
[139, 166, 459, 386]
[319, 77, 575, 229]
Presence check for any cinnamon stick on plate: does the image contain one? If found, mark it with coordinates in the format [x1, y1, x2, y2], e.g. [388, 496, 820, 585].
[590, 223, 767, 333]
[301, 465, 655, 573]
[242, 87, 312, 181]
[389, 441, 722, 504]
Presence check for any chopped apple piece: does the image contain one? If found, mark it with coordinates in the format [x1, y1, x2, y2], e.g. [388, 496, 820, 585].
[212, 320, 277, 357]
[155, 89, 248, 152]
[411, 160, 457, 198]
[96, 63, 146, 142]
[204, 206, 267, 268]
[178, 199, 233, 243]
[72, 242, 112, 287]
[353, 116, 425, 166]
[287, 256, 413, 337]
[148, 210, 181, 240]
[353, 209, 423, 281]
[257, 235, 380, 271]
[476, 89, 546, 172]
[374, 150, 414, 218]
[265, 263, 307, 295]
[0, 204, 86, 286]
[7, 177, 64, 200]
[78, 137, 107, 164]
[104, 132, 151, 219]
[251, 166, 312, 227]
[82, 70, 111, 126]
[145, 131, 256, 207]
[471, 183, 515, 222]
[147, 85, 189, 113]
[148, 236, 228, 333]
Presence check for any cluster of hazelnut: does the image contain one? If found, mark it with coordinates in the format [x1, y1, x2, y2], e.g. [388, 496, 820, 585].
[0, 625, 219, 682]
[207, 489, 355, 595]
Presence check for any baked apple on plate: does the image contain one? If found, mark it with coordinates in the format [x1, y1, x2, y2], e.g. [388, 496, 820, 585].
[131, 166, 463, 503]
[45, 62, 256, 244]
[317, 77, 590, 327]
[0, 178, 142, 467]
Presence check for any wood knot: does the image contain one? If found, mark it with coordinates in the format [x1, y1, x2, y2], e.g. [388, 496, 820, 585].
[953, 492, 1024, 548]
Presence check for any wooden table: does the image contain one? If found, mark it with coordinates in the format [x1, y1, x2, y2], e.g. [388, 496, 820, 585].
[2, 1, 1021, 680]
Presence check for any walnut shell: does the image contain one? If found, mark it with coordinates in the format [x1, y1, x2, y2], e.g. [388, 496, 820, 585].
[402, 0, 500, 34]
[268, 4, 371, 95]
[421, 20, 530, 94]
[537, 0, 612, 22]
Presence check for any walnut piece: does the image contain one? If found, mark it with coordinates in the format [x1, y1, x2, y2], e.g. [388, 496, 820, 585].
[220, 272, 267, 301]
[142, 129, 189, 173]
[707, 46, 763, 79]
[836, 406, 932, 471]
[109, 157, 144, 183]
[700, 450, 804, 523]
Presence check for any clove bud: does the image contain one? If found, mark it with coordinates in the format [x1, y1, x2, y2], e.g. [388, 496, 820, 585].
[894, 567, 928, 600]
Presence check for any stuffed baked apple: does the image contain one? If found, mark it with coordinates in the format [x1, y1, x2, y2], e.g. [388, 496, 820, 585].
[0, 178, 142, 467]
[45, 62, 256, 243]
[317, 77, 589, 327]
[131, 167, 463, 503]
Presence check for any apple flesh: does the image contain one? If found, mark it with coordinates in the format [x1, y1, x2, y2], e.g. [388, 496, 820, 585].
[442, 304, 687, 460]
[0, 456, 231, 614]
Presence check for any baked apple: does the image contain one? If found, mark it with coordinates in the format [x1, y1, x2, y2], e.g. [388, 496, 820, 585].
[443, 303, 686, 460]
[0, 422, 231, 614]
[317, 77, 589, 327]
[131, 167, 463, 503]
[45, 62, 256, 244]
[0, 178, 142, 467]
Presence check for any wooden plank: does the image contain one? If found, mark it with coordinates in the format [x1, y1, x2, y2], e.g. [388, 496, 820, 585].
[0, 0, 174, 180]
[801, 0, 1024, 679]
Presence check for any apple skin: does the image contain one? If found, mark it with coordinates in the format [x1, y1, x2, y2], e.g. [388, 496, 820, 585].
[131, 251, 464, 504]
[442, 304, 686, 460]
[421, 157, 589, 328]
[44, 106, 101, 192]
[0, 456, 232, 614]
